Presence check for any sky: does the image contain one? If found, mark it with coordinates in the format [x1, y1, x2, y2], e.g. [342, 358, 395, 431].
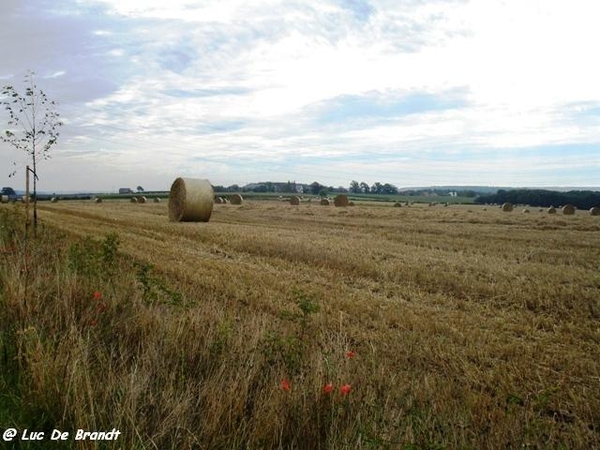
[1, 0, 599, 192]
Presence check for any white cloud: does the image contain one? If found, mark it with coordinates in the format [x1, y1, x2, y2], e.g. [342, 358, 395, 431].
[1, 0, 599, 191]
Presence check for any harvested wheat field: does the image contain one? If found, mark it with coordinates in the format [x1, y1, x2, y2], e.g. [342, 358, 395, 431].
[2, 199, 600, 449]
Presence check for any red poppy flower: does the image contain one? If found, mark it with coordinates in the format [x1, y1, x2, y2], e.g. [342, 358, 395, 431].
[345, 350, 356, 358]
[281, 378, 291, 391]
[322, 383, 333, 394]
[93, 291, 102, 300]
[340, 384, 352, 395]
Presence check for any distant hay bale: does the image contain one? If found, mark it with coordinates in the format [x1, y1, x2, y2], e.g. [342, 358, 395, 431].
[93, 197, 102, 203]
[130, 197, 138, 203]
[138, 196, 147, 204]
[590, 206, 600, 216]
[289, 196, 300, 205]
[334, 194, 349, 207]
[393, 202, 402, 207]
[168, 177, 214, 222]
[50, 197, 58, 203]
[154, 197, 161, 203]
[348, 201, 355, 206]
[561, 204, 575, 215]
[229, 194, 243, 205]
[547, 206, 557, 214]
[444, 202, 449, 207]
[538, 208, 544, 212]
[320, 198, 330, 206]
[522, 208, 530, 213]
[501, 202, 513, 212]
[214, 197, 223, 204]
[1, 195, 8, 203]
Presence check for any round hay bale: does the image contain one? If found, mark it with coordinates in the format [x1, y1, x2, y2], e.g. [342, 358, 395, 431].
[50, 197, 58, 203]
[289, 196, 300, 205]
[168, 177, 214, 222]
[130, 197, 138, 203]
[154, 197, 161, 203]
[334, 194, 349, 207]
[1, 195, 9, 203]
[320, 198, 330, 206]
[547, 206, 556, 214]
[138, 196, 147, 204]
[94, 197, 102, 203]
[393, 202, 402, 207]
[229, 194, 243, 205]
[501, 202, 513, 212]
[590, 206, 600, 216]
[214, 196, 223, 204]
[522, 208, 530, 213]
[348, 201, 355, 206]
[561, 204, 575, 215]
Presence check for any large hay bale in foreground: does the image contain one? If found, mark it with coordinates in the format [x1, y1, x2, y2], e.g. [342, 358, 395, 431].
[334, 194, 349, 207]
[547, 206, 557, 214]
[230, 194, 243, 205]
[501, 202, 513, 212]
[168, 177, 214, 222]
[320, 198, 330, 206]
[290, 196, 300, 205]
[590, 206, 600, 216]
[562, 204, 575, 215]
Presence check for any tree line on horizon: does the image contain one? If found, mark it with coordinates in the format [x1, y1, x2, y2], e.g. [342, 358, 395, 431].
[475, 189, 600, 210]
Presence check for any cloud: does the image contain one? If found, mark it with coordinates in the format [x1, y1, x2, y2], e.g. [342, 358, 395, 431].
[1, 0, 599, 191]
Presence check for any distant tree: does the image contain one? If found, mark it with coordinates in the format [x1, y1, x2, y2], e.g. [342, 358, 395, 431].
[371, 182, 383, 194]
[1, 70, 63, 233]
[282, 181, 297, 193]
[359, 182, 370, 193]
[381, 183, 398, 195]
[136, 185, 144, 193]
[318, 188, 329, 198]
[227, 184, 239, 192]
[349, 180, 360, 194]
[310, 181, 323, 195]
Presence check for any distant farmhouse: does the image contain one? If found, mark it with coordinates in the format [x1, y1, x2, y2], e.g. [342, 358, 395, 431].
[119, 187, 134, 194]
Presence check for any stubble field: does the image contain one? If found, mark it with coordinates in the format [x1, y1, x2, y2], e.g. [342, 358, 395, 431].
[1, 199, 599, 449]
